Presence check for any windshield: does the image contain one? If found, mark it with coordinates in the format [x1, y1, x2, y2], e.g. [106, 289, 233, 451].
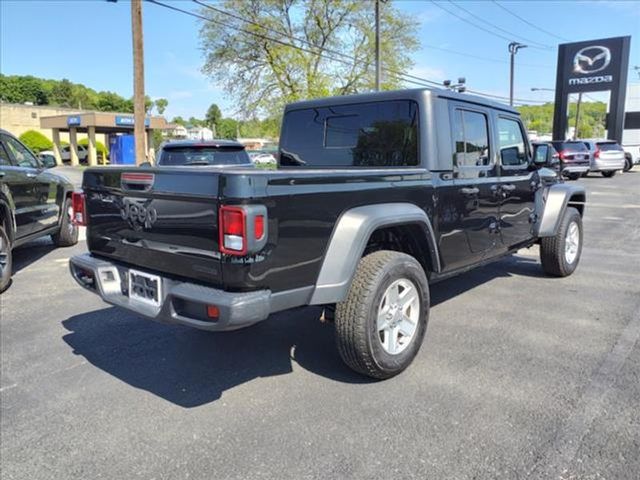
[159, 146, 252, 166]
[597, 142, 622, 151]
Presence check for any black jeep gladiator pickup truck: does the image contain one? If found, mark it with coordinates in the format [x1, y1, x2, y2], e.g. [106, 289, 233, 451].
[69, 88, 586, 379]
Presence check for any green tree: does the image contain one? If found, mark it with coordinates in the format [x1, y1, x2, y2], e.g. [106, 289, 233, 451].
[0, 75, 49, 104]
[205, 103, 222, 130]
[49, 78, 74, 106]
[217, 118, 239, 139]
[199, 0, 419, 116]
[154, 98, 169, 115]
[171, 116, 187, 126]
[19, 130, 53, 153]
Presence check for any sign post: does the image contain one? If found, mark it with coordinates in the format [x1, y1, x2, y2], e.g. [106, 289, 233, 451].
[553, 36, 631, 142]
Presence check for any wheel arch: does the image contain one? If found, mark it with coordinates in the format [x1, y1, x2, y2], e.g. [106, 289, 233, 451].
[309, 203, 440, 305]
[536, 183, 586, 237]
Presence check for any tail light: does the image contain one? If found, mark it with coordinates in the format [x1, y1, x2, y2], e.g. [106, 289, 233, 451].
[218, 205, 268, 256]
[558, 151, 566, 160]
[594, 148, 601, 159]
[71, 192, 87, 226]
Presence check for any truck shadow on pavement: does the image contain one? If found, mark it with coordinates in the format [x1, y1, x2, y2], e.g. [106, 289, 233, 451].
[61, 253, 545, 408]
[12, 240, 57, 275]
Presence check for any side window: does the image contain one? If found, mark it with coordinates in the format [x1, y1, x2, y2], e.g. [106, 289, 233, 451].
[452, 109, 490, 168]
[3, 135, 40, 168]
[280, 100, 419, 167]
[497, 117, 528, 167]
[0, 143, 12, 166]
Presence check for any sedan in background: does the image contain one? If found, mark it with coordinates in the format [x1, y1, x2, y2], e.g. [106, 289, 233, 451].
[550, 140, 591, 180]
[582, 139, 625, 177]
[157, 140, 254, 167]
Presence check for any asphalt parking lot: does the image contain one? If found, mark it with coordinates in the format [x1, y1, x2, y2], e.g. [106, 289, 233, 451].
[1, 171, 639, 480]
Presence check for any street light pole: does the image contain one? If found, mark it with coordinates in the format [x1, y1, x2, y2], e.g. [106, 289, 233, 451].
[131, 0, 146, 165]
[375, 0, 381, 91]
[508, 42, 527, 107]
[573, 92, 583, 140]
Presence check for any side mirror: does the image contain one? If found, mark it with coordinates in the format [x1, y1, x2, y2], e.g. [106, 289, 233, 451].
[40, 155, 57, 169]
[139, 161, 153, 168]
[531, 143, 554, 169]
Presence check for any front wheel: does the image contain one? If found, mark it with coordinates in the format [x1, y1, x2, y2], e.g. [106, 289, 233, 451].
[601, 170, 616, 178]
[540, 207, 583, 277]
[0, 226, 12, 293]
[334, 250, 429, 379]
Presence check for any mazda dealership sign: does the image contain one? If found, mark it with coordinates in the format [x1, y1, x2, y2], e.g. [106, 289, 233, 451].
[553, 36, 631, 142]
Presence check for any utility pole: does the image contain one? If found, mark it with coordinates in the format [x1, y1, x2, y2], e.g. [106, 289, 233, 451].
[573, 92, 582, 140]
[508, 42, 527, 107]
[375, 0, 381, 91]
[131, 0, 146, 165]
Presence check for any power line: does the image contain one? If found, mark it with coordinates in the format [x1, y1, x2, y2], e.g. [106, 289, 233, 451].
[429, 0, 550, 51]
[422, 44, 553, 69]
[146, 0, 547, 105]
[491, 0, 569, 42]
[447, 0, 553, 49]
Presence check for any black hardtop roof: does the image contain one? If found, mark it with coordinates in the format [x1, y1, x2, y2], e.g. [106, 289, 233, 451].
[283, 87, 519, 115]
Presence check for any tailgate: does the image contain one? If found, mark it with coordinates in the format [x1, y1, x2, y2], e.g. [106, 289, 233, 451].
[82, 168, 223, 286]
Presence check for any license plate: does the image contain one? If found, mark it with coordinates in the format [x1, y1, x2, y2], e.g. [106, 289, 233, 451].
[129, 269, 162, 307]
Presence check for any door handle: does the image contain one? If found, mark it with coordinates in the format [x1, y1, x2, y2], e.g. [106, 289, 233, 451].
[501, 184, 516, 192]
[26, 172, 37, 178]
[459, 187, 479, 195]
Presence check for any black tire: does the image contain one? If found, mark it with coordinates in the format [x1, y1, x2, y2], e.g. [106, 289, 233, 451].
[0, 226, 12, 294]
[601, 170, 616, 178]
[623, 155, 632, 172]
[581, 171, 589, 178]
[334, 250, 430, 379]
[566, 173, 580, 181]
[540, 207, 583, 277]
[52, 196, 79, 247]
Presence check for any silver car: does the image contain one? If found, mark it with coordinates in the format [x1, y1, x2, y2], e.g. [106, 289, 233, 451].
[582, 139, 625, 177]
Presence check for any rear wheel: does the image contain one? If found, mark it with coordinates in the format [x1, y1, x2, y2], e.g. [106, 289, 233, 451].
[52, 197, 79, 247]
[540, 207, 582, 277]
[623, 155, 632, 172]
[567, 173, 580, 181]
[601, 170, 616, 178]
[0, 226, 12, 293]
[334, 250, 429, 379]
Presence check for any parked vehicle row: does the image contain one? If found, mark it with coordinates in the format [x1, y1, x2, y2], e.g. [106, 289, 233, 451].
[68, 88, 588, 379]
[549, 138, 628, 180]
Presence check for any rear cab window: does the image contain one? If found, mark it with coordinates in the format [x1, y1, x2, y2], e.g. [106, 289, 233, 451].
[279, 100, 419, 167]
[159, 146, 252, 166]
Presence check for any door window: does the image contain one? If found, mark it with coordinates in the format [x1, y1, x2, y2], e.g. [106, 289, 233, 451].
[452, 110, 491, 168]
[0, 143, 12, 166]
[2, 135, 40, 168]
[497, 118, 529, 167]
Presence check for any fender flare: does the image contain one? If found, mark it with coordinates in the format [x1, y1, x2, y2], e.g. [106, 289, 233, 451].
[535, 183, 586, 237]
[309, 203, 440, 305]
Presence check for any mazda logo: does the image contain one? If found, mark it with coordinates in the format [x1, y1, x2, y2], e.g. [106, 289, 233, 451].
[573, 46, 611, 75]
[120, 198, 158, 230]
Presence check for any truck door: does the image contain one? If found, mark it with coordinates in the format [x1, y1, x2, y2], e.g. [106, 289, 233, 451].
[494, 115, 537, 248]
[440, 106, 500, 269]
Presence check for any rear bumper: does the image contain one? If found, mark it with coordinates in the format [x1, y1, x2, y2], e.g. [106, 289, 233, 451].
[591, 159, 624, 171]
[562, 165, 589, 175]
[69, 253, 275, 331]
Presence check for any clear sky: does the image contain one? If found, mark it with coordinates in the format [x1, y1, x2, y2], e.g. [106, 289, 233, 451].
[1, 0, 639, 119]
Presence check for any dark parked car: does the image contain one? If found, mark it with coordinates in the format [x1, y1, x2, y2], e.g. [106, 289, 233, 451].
[0, 129, 79, 292]
[70, 88, 586, 379]
[157, 140, 254, 167]
[550, 140, 591, 180]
